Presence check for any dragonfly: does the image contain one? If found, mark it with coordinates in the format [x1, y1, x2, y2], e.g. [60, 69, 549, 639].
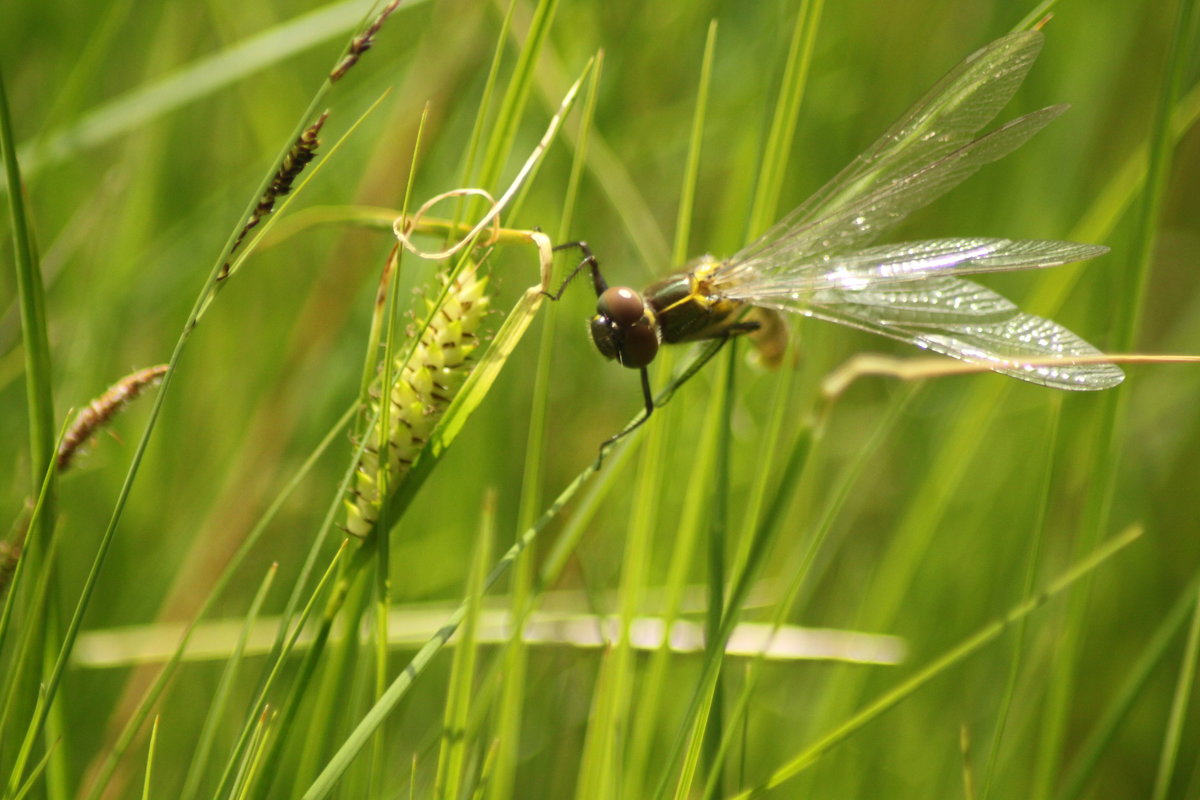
[551, 30, 1124, 435]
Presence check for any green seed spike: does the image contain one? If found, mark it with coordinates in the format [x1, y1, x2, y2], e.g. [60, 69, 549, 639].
[346, 265, 490, 539]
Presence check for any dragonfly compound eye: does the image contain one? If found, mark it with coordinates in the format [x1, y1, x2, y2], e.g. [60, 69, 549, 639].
[617, 319, 659, 368]
[596, 286, 645, 327]
[589, 312, 659, 369]
[589, 315, 620, 360]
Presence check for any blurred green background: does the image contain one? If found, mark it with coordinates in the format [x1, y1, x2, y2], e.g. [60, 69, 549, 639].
[3, 0, 1198, 797]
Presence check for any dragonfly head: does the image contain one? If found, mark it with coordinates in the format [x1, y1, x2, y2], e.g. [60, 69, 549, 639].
[590, 286, 659, 369]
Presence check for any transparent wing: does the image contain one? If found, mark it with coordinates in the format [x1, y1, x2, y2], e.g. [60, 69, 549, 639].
[716, 105, 1066, 288]
[749, 275, 1124, 390]
[739, 30, 1045, 261]
[714, 237, 1109, 296]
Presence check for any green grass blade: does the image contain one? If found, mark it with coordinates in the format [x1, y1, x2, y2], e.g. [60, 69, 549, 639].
[12, 0, 422, 179]
[290, 575, 374, 795]
[301, 465, 595, 800]
[730, 526, 1144, 798]
[490, 48, 603, 800]
[474, 0, 560, 199]
[178, 564, 278, 800]
[0, 64, 55, 550]
[674, 20, 718, 264]
[0, 414, 66, 665]
[1034, 5, 1196, 796]
[140, 716, 158, 800]
[11, 742, 56, 800]
[230, 707, 274, 800]
[626, 331, 728, 796]
[454, 0, 517, 215]
[1113, 0, 1196, 354]
[78, 404, 356, 800]
[434, 492, 494, 799]
[653, 426, 814, 800]
[211, 543, 348, 800]
[745, 0, 825, 236]
[1150, 584, 1200, 800]
[979, 400, 1060, 800]
[0, 61, 59, 799]
[581, 23, 717, 798]
[522, 26, 669, 269]
[0, 530, 60, 749]
[1058, 570, 1200, 800]
[575, 363, 674, 798]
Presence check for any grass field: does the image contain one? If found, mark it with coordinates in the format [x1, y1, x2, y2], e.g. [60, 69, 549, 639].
[3, 0, 1199, 797]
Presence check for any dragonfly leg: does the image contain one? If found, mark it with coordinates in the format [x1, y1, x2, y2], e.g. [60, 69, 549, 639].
[595, 366, 655, 466]
[543, 241, 609, 300]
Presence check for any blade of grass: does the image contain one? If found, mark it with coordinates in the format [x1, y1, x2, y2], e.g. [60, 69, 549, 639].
[140, 717, 158, 800]
[651, 425, 814, 800]
[231, 709, 274, 800]
[178, 564, 278, 800]
[671, 3, 824, 791]
[434, 491, 495, 800]
[674, 427, 815, 800]
[0, 415, 67, 663]
[490, 48, 603, 800]
[0, 63, 54, 495]
[11, 743, 56, 800]
[574, 354, 677, 798]
[1058, 568, 1200, 800]
[661, 25, 720, 784]
[473, 0, 560, 202]
[454, 0, 517, 222]
[1, 55, 56, 602]
[210, 543, 349, 800]
[79, 404, 356, 800]
[979, 399, 1060, 800]
[579, 21, 718, 798]
[1150, 583, 1200, 800]
[699, 340, 735, 796]
[290, 571, 374, 796]
[0, 531, 60, 748]
[1033, 4, 1196, 796]
[696, 389, 912, 800]
[365, 98, 432, 800]
[728, 525, 1144, 798]
[12, 0, 426, 179]
[626, 305, 730, 795]
[745, 0, 825, 237]
[518, 2, 669, 270]
[1, 60, 58, 798]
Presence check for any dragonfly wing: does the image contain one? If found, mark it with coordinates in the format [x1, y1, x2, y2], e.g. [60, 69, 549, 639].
[753, 276, 1124, 390]
[718, 105, 1068, 290]
[740, 30, 1046, 258]
[716, 237, 1108, 296]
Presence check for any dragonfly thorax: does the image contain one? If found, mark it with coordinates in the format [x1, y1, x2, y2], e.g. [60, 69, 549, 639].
[590, 286, 660, 368]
